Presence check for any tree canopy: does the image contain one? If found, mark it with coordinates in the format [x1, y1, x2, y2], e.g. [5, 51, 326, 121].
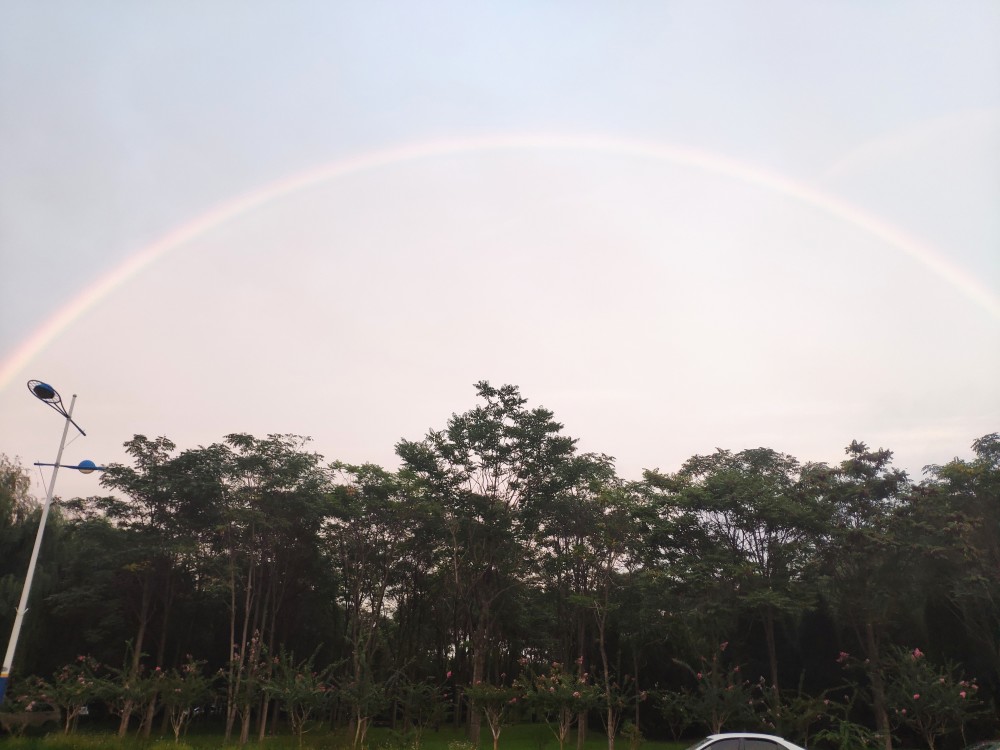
[0, 386, 996, 749]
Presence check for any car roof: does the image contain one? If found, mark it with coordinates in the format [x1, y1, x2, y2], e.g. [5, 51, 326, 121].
[708, 735, 789, 740]
[704, 734, 805, 749]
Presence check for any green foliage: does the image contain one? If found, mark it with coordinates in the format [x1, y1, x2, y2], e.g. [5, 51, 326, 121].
[264, 649, 333, 745]
[755, 678, 835, 746]
[673, 644, 756, 734]
[619, 720, 644, 750]
[159, 657, 215, 743]
[465, 681, 524, 750]
[655, 688, 694, 741]
[519, 661, 598, 750]
[4, 394, 1000, 750]
[393, 676, 451, 748]
[812, 717, 884, 750]
[883, 646, 985, 750]
[24, 655, 104, 734]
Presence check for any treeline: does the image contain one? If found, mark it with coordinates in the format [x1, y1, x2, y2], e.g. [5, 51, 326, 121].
[0, 381, 997, 749]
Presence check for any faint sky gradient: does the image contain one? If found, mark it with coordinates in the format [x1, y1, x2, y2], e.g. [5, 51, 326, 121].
[1, 1, 997, 498]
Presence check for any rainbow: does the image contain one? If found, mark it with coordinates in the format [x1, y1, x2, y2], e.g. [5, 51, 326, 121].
[2, 133, 997, 390]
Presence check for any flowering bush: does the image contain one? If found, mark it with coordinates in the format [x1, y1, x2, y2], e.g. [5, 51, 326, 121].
[656, 688, 694, 741]
[884, 646, 985, 750]
[519, 661, 598, 750]
[464, 680, 523, 750]
[674, 643, 756, 734]
[264, 649, 333, 747]
[25, 655, 103, 734]
[159, 657, 215, 743]
[393, 676, 451, 749]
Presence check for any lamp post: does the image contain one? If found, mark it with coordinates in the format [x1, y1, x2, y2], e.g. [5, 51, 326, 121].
[0, 381, 102, 704]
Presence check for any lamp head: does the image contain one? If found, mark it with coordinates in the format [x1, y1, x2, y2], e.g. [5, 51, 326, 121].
[26, 379, 85, 434]
[77, 460, 98, 474]
[29, 381, 57, 402]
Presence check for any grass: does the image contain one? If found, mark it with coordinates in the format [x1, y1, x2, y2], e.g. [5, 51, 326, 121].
[0, 722, 694, 750]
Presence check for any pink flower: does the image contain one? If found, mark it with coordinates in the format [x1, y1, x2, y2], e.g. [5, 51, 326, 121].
[913, 693, 920, 700]
[902, 709, 907, 715]
[836, 651, 850, 664]
[960, 691, 967, 699]
[573, 691, 581, 698]
[696, 673, 702, 680]
[912, 647, 924, 660]
[720, 641, 729, 651]
[446, 671, 452, 679]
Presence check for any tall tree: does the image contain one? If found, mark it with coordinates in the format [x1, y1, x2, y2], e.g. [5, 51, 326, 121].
[587, 483, 645, 750]
[217, 433, 332, 745]
[0, 455, 33, 536]
[325, 462, 438, 747]
[97, 435, 215, 736]
[913, 434, 1000, 677]
[661, 448, 822, 695]
[0, 454, 36, 642]
[395, 382, 581, 744]
[818, 441, 911, 750]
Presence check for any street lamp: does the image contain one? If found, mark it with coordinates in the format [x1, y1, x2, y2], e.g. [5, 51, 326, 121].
[0, 381, 103, 704]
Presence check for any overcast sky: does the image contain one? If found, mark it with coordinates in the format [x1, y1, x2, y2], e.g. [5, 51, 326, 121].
[2, 1, 998, 501]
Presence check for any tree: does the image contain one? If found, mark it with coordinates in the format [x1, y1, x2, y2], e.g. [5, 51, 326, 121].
[326, 462, 436, 745]
[663, 448, 823, 695]
[915, 434, 1000, 679]
[159, 657, 215, 743]
[521, 660, 599, 750]
[672, 644, 756, 734]
[95, 436, 198, 736]
[0, 455, 33, 535]
[396, 382, 582, 744]
[464, 680, 522, 750]
[25, 655, 103, 734]
[264, 649, 332, 747]
[216, 433, 332, 745]
[818, 441, 912, 750]
[530, 453, 619, 749]
[883, 646, 985, 750]
[587, 484, 645, 750]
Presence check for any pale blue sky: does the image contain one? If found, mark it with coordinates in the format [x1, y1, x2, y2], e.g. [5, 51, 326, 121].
[2, 1, 998, 499]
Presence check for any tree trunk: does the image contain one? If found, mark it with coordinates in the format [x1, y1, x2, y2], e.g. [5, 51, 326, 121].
[596, 604, 616, 750]
[864, 622, 892, 750]
[118, 583, 152, 738]
[240, 706, 252, 746]
[764, 606, 780, 694]
[139, 696, 157, 739]
[577, 621, 587, 750]
[468, 626, 486, 746]
[117, 699, 135, 738]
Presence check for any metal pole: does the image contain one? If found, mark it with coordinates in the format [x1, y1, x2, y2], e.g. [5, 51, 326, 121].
[0, 394, 76, 703]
